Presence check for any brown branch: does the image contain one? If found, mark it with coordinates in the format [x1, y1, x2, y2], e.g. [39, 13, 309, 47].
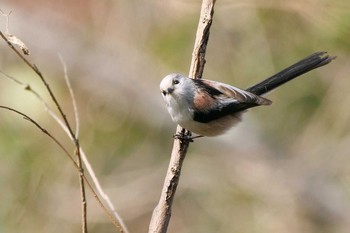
[75, 140, 88, 233]
[189, 0, 216, 80]
[58, 56, 87, 232]
[0, 55, 128, 233]
[148, 1, 217, 232]
[58, 55, 80, 137]
[0, 30, 76, 141]
[0, 105, 125, 232]
[0, 30, 89, 232]
[0, 105, 76, 164]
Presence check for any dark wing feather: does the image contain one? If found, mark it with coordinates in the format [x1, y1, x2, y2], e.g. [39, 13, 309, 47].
[192, 79, 271, 123]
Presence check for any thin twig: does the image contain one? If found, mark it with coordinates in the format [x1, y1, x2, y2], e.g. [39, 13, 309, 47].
[0, 10, 29, 55]
[148, 1, 217, 232]
[1, 29, 86, 232]
[58, 54, 80, 137]
[80, 150, 129, 233]
[57, 55, 128, 233]
[0, 69, 128, 233]
[0, 106, 125, 232]
[0, 71, 66, 130]
[188, 0, 216, 80]
[0, 31, 128, 232]
[0, 9, 11, 34]
[57, 56, 87, 232]
[0, 105, 77, 165]
[75, 140, 88, 233]
[0, 30, 75, 139]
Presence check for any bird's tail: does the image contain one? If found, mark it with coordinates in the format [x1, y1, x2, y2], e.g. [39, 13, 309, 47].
[246, 51, 336, 96]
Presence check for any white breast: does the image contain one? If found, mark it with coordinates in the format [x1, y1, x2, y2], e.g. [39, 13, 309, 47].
[179, 112, 244, 136]
[166, 95, 193, 125]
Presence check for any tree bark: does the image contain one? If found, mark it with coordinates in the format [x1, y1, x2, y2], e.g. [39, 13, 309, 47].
[148, 1, 217, 232]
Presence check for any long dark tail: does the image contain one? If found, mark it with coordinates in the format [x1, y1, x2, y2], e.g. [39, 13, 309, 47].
[246, 52, 335, 96]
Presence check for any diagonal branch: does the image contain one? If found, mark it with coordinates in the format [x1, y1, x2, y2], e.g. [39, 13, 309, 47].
[1, 17, 128, 232]
[0, 30, 76, 140]
[0, 68, 128, 232]
[0, 105, 125, 232]
[148, 1, 217, 232]
[58, 55, 80, 137]
[189, 0, 216, 80]
[57, 56, 87, 232]
[0, 30, 88, 232]
[0, 105, 76, 165]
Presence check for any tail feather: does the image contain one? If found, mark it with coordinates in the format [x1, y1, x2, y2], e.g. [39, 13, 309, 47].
[246, 52, 336, 96]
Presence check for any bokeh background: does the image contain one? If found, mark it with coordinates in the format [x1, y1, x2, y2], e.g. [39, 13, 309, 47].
[0, 0, 349, 232]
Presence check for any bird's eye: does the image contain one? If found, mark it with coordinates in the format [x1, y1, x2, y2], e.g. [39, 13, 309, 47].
[173, 79, 179, 85]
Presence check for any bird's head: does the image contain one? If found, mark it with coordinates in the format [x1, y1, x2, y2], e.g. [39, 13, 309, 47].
[160, 73, 195, 105]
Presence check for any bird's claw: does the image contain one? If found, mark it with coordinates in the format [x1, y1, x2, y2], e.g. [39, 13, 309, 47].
[173, 133, 203, 142]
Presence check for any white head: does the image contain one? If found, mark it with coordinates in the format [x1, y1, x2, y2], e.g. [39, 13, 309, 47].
[159, 73, 195, 123]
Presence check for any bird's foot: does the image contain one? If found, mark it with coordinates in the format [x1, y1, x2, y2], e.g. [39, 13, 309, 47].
[173, 132, 203, 142]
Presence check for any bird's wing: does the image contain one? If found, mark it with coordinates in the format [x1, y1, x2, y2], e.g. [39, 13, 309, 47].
[192, 79, 272, 123]
[201, 79, 271, 105]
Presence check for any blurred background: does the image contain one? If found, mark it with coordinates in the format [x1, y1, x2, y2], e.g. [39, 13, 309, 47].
[0, 0, 349, 232]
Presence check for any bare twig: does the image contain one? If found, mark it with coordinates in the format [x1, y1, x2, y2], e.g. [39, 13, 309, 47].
[57, 48, 128, 233]
[0, 31, 73, 139]
[0, 30, 128, 232]
[57, 56, 87, 232]
[74, 140, 87, 233]
[0, 105, 76, 165]
[148, 1, 217, 232]
[58, 55, 80, 137]
[1, 30, 88, 233]
[0, 106, 125, 232]
[0, 10, 29, 55]
[79, 148, 129, 233]
[0, 9, 11, 33]
[188, 0, 216, 80]
[0, 71, 65, 129]
[0, 69, 128, 232]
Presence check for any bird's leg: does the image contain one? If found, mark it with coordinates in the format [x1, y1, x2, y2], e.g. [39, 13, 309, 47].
[190, 135, 203, 140]
[173, 133, 193, 142]
[173, 129, 203, 142]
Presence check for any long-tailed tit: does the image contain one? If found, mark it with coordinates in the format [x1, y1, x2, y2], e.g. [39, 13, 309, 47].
[160, 52, 335, 137]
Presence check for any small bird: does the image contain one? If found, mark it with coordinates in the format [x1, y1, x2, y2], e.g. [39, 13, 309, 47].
[160, 52, 335, 137]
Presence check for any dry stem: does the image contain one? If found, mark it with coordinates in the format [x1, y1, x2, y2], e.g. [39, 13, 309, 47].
[0, 106, 124, 232]
[148, 1, 217, 232]
[0, 66, 128, 233]
[0, 67, 128, 232]
[0, 30, 128, 232]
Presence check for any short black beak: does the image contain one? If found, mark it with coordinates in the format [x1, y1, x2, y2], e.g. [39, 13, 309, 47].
[167, 87, 174, 94]
[161, 88, 174, 96]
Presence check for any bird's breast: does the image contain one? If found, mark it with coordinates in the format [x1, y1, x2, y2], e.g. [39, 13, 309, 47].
[166, 96, 194, 125]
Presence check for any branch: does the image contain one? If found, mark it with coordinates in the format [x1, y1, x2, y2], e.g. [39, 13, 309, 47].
[0, 30, 128, 232]
[148, 1, 217, 232]
[189, 0, 216, 80]
[58, 56, 87, 232]
[0, 106, 125, 232]
[0, 105, 76, 165]
[0, 30, 88, 233]
[59, 55, 80, 137]
[0, 31, 75, 140]
[0, 69, 128, 233]
[0, 10, 29, 55]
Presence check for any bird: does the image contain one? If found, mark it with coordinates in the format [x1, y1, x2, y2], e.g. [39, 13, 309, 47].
[160, 52, 335, 137]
